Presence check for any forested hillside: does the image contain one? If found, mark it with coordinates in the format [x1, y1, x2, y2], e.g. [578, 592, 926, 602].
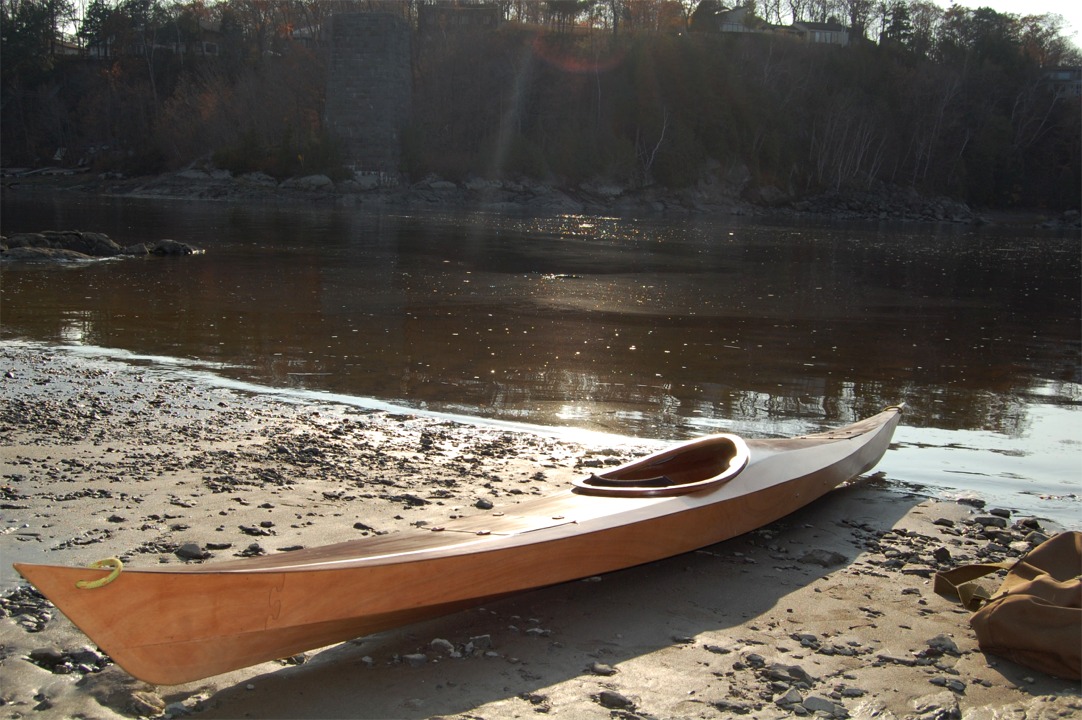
[2, 0, 1079, 209]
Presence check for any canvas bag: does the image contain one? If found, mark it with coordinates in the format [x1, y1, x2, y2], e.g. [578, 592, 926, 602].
[934, 530, 1081, 681]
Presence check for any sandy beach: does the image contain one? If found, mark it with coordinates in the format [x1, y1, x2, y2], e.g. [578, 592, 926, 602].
[1, 342, 1078, 719]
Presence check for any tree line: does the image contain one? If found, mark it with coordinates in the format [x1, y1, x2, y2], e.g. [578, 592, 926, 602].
[2, 0, 1079, 209]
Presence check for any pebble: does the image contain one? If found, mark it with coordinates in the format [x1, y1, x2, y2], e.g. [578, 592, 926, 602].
[402, 653, 427, 667]
[597, 690, 634, 710]
[430, 638, 454, 655]
[704, 643, 732, 655]
[930, 676, 967, 693]
[589, 661, 617, 676]
[743, 652, 767, 668]
[712, 699, 753, 714]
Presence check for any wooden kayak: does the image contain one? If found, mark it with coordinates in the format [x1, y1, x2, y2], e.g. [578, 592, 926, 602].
[14, 405, 903, 685]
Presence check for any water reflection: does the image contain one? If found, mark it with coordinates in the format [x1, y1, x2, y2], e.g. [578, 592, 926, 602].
[2, 197, 1078, 438]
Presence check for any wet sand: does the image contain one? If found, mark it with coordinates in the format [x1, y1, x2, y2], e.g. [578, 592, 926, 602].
[1, 342, 1078, 719]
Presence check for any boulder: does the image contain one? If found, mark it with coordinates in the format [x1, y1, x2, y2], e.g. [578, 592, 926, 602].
[151, 239, 204, 256]
[1, 246, 93, 262]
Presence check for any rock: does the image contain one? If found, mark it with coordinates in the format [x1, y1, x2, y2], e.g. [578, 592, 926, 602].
[129, 690, 166, 717]
[1024, 530, 1050, 545]
[712, 699, 753, 714]
[974, 515, 1008, 529]
[34, 230, 122, 256]
[71, 646, 105, 667]
[2, 246, 93, 262]
[402, 653, 427, 667]
[932, 546, 952, 563]
[988, 508, 1011, 518]
[1018, 517, 1042, 531]
[930, 677, 967, 693]
[803, 694, 846, 717]
[151, 239, 204, 256]
[474, 498, 494, 510]
[800, 549, 847, 567]
[430, 638, 455, 655]
[912, 690, 960, 719]
[597, 690, 634, 710]
[29, 646, 66, 668]
[743, 652, 766, 668]
[236, 543, 265, 557]
[519, 692, 549, 707]
[466, 634, 492, 654]
[764, 662, 817, 686]
[1009, 540, 1032, 554]
[175, 542, 208, 561]
[589, 662, 617, 676]
[926, 635, 960, 656]
[956, 497, 985, 509]
[776, 686, 803, 706]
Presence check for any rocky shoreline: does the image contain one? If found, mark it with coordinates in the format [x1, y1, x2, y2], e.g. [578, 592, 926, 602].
[6, 165, 1080, 228]
[1, 342, 1078, 719]
[0, 230, 202, 263]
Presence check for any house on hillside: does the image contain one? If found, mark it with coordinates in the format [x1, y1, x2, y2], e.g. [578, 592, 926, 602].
[691, 4, 768, 34]
[790, 20, 849, 46]
[85, 17, 222, 59]
[1042, 66, 1082, 100]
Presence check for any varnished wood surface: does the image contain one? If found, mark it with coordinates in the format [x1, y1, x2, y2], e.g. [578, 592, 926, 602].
[14, 406, 903, 685]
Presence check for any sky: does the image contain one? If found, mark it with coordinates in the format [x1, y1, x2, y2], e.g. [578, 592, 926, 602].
[947, 0, 1082, 48]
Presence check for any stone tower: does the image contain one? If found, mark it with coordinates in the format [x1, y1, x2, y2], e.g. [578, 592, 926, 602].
[324, 13, 412, 175]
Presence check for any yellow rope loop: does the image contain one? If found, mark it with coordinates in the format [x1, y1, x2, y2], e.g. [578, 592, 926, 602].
[75, 557, 124, 590]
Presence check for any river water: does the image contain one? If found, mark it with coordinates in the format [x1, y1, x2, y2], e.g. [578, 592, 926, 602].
[2, 194, 1079, 524]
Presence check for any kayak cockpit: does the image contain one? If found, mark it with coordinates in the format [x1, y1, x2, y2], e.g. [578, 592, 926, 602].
[572, 434, 749, 497]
